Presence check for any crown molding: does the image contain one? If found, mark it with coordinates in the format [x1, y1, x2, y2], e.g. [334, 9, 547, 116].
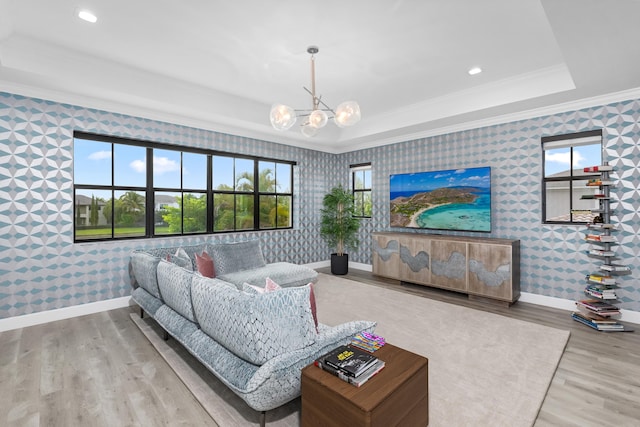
[2, 75, 640, 155]
[338, 86, 640, 154]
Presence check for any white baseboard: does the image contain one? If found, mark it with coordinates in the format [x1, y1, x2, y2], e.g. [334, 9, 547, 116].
[520, 291, 640, 325]
[0, 296, 133, 332]
[304, 261, 372, 271]
[304, 260, 330, 269]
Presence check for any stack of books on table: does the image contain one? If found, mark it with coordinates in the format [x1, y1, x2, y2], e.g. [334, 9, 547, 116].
[351, 332, 386, 352]
[315, 344, 385, 387]
[572, 311, 625, 331]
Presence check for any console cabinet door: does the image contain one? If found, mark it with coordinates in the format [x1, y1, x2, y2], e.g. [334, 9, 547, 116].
[430, 240, 467, 292]
[467, 243, 514, 301]
[372, 234, 400, 278]
[399, 237, 430, 285]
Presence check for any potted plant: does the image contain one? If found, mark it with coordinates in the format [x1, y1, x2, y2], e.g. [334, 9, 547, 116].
[320, 185, 361, 275]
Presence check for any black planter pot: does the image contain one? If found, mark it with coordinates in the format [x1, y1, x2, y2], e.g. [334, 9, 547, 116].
[330, 253, 349, 275]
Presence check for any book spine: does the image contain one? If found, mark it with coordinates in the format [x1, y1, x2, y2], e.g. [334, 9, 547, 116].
[600, 264, 630, 272]
[350, 364, 386, 387]
[315, 360, 350, 381]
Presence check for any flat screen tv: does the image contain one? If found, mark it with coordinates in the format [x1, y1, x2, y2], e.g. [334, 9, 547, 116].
[389, 166, 491, 232]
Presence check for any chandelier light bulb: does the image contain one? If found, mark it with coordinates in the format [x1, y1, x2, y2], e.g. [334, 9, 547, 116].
[270, 104, 297, 131]
[308, 109, 328, 129]
[334, 101, 361, 127]
[301, 123, 318, 137]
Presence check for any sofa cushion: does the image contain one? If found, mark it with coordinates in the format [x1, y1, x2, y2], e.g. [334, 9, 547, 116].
[130, 251, 163, 299]
[157, 260, 197, 322]
[191, 280, 317, 365]
[218, 262, 318, 288]
[208, 240, 266, 276]
[131, 286, 163, 316]
[195, 250, 215, 278]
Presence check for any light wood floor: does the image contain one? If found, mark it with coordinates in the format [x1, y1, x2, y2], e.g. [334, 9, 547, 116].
[1, 268, 639, 426]
[0, 305, 216, 427]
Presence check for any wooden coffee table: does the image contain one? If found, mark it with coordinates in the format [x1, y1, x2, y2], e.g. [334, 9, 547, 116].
[301, 343, 429, 426]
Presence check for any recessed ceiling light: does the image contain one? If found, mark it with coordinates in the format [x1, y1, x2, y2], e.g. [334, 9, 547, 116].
[468, 67, 482, 76]
[77, 9, 97, 23]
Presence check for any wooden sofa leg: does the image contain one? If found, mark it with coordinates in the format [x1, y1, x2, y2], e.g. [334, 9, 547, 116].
[260, 411, 266, 427]
[163, 330, 169, 341]
[140, 308, 144, 319]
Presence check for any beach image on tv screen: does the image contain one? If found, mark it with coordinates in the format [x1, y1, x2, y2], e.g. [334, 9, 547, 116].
[389, 166, 491, 232]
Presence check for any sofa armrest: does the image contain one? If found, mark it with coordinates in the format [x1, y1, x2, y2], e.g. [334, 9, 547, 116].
[246, 320, 376, 393]
[130, 251, 163, 299]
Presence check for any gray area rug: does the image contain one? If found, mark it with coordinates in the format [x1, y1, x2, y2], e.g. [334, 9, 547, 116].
[131, 273, 570, 426]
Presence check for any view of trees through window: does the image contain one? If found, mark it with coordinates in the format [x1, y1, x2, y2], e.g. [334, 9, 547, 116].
[352, 163, 372, 217]
[73, 132, 294, 241]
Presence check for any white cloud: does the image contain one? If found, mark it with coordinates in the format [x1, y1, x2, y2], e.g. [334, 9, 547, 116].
[545, 151, 570, 165]
[130, 159, 146, 173]
[546, 151, 586, 166]
[153, 156, 180, 174]
[129, 156, 180, 174]
[88, 150, 111, 160]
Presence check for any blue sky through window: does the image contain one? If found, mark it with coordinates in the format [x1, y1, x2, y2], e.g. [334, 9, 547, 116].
[74, 138, 221, 194]
[544, 143, 602, 176]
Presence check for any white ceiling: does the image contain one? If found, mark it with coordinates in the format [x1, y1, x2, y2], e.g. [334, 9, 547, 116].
[1, 0, 640, 153]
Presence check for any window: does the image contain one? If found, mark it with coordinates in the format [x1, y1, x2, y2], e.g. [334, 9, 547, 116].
[73, 132, 295, 242]
[351, 163, 372, 218]
[542, 130, 603, 224]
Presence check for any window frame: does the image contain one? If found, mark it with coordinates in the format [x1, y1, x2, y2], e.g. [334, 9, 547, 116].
[351, 162, 372, 218]
[541, 129, 603, 225]
[73, 131, 295, 242]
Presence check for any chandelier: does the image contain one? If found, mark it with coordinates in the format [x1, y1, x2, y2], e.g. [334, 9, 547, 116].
[269, 46, 361, 137]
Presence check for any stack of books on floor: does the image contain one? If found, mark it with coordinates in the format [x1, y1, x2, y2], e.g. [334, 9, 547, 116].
[575, 299, 620, 316]
[315, 344, 385, 387]
[350, 332, 386, 352]
[572, 311, 625, 331]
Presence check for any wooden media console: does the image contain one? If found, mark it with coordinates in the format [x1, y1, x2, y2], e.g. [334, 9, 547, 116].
[373, 232, 520, 305]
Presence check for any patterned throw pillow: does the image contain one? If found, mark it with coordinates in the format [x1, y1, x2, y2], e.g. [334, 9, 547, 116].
[265, 277, 282, 292]
[242, 277, 318, 329]
[242, 277, 282, 294]
[309, 282, 318, 329]
[172, 247, 193, 271]
[195, 250, 215, 278]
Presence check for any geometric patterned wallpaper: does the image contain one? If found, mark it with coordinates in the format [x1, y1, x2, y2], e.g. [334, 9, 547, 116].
[342, 99, 640, 313]
[1, 91, 639, 319]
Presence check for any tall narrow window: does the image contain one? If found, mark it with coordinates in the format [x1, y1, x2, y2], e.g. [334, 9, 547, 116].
[351, 163, 372, 218]
[542, 130, 603, 224]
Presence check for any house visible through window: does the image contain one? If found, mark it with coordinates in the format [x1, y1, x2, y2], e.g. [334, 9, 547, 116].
[351, 163, 372, 218]
[542, 130, 603, 224]
[73, 131, 295, 242]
